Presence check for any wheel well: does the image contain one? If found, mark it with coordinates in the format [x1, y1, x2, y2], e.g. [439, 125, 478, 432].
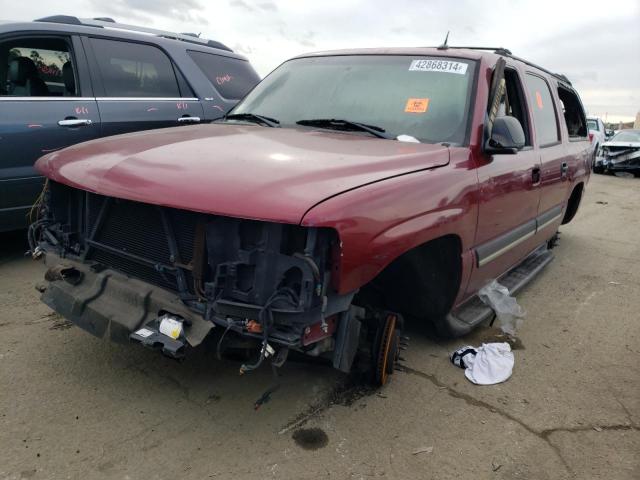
[562, 182, 584, 224]
[355, 235, 462, 320]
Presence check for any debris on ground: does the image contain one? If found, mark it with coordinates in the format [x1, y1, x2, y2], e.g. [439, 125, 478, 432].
[478, 280, 526, 335]
[450, 343, 515, 385]
[412, 446, 434, 455]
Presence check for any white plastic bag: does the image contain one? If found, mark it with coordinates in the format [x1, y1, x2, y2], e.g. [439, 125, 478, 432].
[478, 280, 525, 335]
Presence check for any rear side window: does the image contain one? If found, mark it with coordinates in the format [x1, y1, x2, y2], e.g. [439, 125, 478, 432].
[524, 73, 560, 146]
[558, 86, 588, 138]
[187, 50, 260, 99]
[90, 38, 180, 97]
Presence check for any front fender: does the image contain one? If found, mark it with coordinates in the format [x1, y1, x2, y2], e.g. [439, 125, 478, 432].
[301, 150, 478, 294]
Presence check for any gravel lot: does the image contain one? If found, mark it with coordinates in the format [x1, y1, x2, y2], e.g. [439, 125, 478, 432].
[1, 174, 638, 480]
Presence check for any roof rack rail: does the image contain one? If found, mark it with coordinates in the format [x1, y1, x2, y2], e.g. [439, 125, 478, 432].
[434, 45, 572, 86]
[35, 15, 81, 25]
[437, 45, 513, 55]
[34, 15, 232, 52]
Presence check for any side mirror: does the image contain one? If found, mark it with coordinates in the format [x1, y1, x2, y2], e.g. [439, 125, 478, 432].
[484, 116, 526, 155]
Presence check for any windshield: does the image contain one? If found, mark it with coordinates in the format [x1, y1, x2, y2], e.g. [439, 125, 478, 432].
[611, 130, 640, 143]
[230, 55, 476, 144]
[587, 120, 599, 131]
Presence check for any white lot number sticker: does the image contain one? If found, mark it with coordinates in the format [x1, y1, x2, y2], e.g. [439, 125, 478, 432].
[409, 59, 468, 75]
[135, 328, 154, 338]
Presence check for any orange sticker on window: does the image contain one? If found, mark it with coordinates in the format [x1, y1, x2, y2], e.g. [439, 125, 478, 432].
[535, 91, 544, 109]
[405, 98, 430, 113]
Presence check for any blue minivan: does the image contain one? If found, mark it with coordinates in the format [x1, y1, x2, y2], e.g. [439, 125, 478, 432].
[0, 15, 260, 232]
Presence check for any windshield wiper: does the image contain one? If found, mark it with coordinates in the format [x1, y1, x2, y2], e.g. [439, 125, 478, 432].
[223, 113, 280, 128]
[296, 118, 392, 139]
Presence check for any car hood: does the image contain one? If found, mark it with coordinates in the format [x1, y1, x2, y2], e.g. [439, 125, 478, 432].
[36, 124, 450, 223]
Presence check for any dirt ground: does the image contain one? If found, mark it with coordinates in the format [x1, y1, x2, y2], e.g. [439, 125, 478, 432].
[0, 174, 638, 480]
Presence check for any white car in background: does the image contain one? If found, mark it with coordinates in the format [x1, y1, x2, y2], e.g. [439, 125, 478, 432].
[587, 116, 606, 160]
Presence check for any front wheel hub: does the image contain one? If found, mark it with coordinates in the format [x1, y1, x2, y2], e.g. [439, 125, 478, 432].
[374, 313, 401, 386]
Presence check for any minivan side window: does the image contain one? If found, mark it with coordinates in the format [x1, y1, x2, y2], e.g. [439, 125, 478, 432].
[524, 73, 560, 146]
[187, 50, 260, 100]
[1, 37, 77, 97]
[90, 38, 180, 97]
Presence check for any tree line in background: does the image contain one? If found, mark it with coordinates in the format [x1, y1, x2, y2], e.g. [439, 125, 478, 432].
[8, 48, 70, 82]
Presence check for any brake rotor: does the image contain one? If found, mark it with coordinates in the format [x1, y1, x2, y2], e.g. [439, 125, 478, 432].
[374, 313, 400, 386]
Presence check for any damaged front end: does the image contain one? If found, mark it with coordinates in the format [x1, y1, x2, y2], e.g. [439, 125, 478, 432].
[32, 181, 397, 380]
[595, 143, 640, 175]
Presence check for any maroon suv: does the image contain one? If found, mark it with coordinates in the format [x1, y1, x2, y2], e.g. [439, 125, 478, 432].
[33, 47, 590, 385]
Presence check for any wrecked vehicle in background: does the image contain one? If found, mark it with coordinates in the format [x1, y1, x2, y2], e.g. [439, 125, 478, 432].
[32, 46, 591, 386]
[594, 129, 640, 176]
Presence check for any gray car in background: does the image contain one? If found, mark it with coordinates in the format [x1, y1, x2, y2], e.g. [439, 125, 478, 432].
[0, 15, 261, 232]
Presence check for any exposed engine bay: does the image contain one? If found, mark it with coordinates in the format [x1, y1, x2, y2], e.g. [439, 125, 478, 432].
[32, 181, 403, 384]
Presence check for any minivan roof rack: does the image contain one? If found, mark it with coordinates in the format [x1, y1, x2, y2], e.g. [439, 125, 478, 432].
[435, 45, 572, 86]
[34, 15, 232, 52]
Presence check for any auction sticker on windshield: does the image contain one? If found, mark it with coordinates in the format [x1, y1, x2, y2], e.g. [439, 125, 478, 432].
[409, 59, 468, 75]
[405, 98, 430, 113]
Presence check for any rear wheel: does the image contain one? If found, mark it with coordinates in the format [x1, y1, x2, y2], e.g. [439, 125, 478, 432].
[562, 183, 584, 225]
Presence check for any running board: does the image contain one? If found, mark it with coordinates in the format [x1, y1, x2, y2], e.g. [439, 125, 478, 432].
[448, 246, 554, 327]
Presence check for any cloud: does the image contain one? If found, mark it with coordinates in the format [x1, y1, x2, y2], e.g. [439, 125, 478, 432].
[2, 0, 637, 119]
[229, 0, 278, 13]
[90, 0, 209, 25]
[519, 16, 640, 118]
[232, 43, 254, 55]
[258, 1, 278, 11]
[229, 0, 253, 11]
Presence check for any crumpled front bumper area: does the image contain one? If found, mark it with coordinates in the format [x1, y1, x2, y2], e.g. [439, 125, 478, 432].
[40, 252, 212, 346]
[596, 146, 640, 172]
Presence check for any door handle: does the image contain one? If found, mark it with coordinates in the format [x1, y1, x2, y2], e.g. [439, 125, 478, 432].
[532, 166, 541, 185]
[58, 118, 92, 127]
[177, 116, 201, 124]
[561, 162, 569, 178]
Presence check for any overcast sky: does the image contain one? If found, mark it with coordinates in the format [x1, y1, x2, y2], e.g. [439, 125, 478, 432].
[3, 0, 639, 122]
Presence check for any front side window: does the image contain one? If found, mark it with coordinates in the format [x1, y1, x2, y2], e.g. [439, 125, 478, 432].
[90, 38, 180, 97]
[188, 50, 260, 100]
[231, 55, 477, 144]
[525, 73, 560, 146]
[496, 68, 531, 146]
[1, 37, 77, 97]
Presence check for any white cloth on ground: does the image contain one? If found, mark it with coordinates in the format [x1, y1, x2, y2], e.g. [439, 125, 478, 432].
[460, 342, 514, 385]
